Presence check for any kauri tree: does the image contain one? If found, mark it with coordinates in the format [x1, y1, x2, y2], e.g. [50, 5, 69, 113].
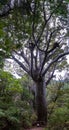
[0, 0, 69, 125]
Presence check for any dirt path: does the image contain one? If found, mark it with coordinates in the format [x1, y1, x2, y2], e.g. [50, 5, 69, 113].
[26, 127, 44, 130]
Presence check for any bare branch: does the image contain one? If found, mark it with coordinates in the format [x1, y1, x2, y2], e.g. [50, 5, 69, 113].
[39, 52, 47, 74]
[34, 49, 38, 70]
[46, 64, 57, 86]
[42, 52, 69, 76]
[36, 0, 62, 45]
[36, 12, 53, 44]
[32, 1, 36, 43]
[20, 51, 30, 67]
[43, 0, 46, 22]
[46, 29, 58, 52]
[47, 44, 59, 54]
[12, 54, 30, 74]
[39, 29, 58, 74]
[46, 50, 57, 62]
[39, 51, 44, 69]
[13, 50, 30, 67]
[30, 49, 34, 76]
[36, 23, 47, 45]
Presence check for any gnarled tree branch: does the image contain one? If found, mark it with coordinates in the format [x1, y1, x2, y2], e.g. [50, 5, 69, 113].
[12, 54, 30, 74]
[42, 52, 69, 76]
[13, 50, 30, 67]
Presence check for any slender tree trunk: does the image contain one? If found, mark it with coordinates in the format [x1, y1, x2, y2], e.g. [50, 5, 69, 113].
[35, 78, 47, 125]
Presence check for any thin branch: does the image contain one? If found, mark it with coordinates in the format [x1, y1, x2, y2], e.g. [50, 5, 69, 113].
[37, 45, 46, 53]
[32, 1, 36, 43]
[30, 50, 34, 77]
[39, 52, 47, 74]
[36, 12, 53, 45]
[34, 49, 38, 70]
[43, 0, 46, 22]
[46, 29, 58, 52]
[36, 27, 59, 53]
[39, 29, 58, 74]
[42, 52, 69, 76]
[36, 0, 62, 45]
[46, 50, 57, 62]
[20, 51, 30, 67]
[36, 23, 47, 45]
[12, 54, 30, 74]
[14, 50, 31, 67]
[14, 50, 30, 66]
[47, 41, 61, 54]
[46, 64, 57, 86]
[39, 10, 54, 47]
[39, 51, 44, 69]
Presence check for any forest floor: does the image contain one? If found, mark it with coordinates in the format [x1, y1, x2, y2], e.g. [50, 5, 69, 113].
[26, 127, 44, 130]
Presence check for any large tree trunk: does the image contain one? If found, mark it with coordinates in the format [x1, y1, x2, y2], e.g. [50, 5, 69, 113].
[35, 78, 47, 125]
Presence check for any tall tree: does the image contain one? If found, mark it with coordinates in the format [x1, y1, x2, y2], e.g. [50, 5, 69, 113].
[0, 0, 69, 125]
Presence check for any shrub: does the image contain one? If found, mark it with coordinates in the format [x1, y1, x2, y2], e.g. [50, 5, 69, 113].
[0, 71, 37, 129]
[46, 81, 69, 130]
[48, 107, 69, 130]
[0, 108, 20, 130]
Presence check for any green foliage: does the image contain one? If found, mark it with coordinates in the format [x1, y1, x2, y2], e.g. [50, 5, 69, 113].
[0, 70, 37, 129]
[21, 110, 32, 128]
[46, 0, 68, 18]
[0, 106, 20, 130]
[49, 107, 69, 130]
[66, 0, 69, 2]
[0, 70, 23, 94]
[0, 0, 8, 5]
[46, 81, 69, 130]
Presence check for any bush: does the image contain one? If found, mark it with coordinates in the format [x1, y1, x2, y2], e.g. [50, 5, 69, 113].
[20, 110, 37, 129]
[0, 71, 37, 129]
[0, 108, 20, 130]
[48, 107, 69, 130]
[46, 81, 69, 130]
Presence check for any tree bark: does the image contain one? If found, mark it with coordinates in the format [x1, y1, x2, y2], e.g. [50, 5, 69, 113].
[35, 78, 47, 125]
